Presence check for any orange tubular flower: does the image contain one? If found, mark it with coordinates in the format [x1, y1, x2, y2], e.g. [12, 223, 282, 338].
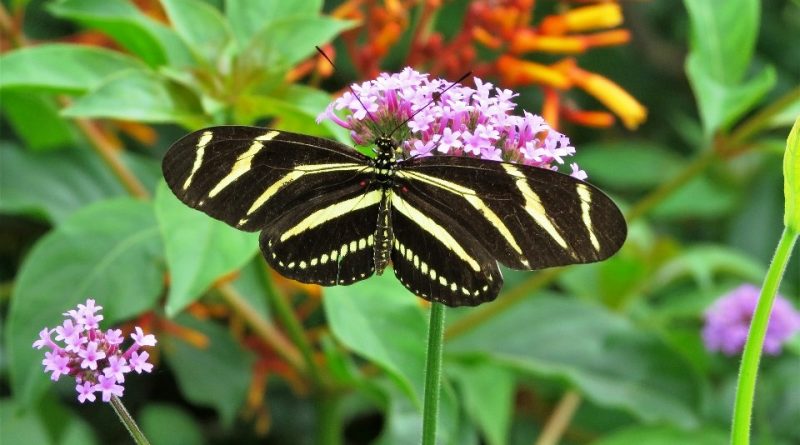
[497, 55, 572, 89]
[567, 66, 647, 130]
[583, 29, 631, 48]
[540, 2, 624, 35]
[511, 30, 586, 54]
[473, 26, 503, 49]
[563, 108, 616, 128]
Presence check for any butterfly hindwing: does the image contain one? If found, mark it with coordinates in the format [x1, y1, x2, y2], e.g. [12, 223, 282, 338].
[390, 190, 502, 306]
[259, 182, 381, 286]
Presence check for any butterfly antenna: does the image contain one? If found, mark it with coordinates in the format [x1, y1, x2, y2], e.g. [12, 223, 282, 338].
[315, 46, 381, 134]
[389, 71, 472, 139]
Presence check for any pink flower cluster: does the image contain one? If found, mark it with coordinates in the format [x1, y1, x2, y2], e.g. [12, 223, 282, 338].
[318, 67, 586, 179]
[33, 299, 156, 403]
[702, 284, 800, 356]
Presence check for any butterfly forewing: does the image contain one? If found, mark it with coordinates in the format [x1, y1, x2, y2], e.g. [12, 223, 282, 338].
[162, 126, 368, 232]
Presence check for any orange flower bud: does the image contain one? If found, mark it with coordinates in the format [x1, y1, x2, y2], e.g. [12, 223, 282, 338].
[497, 56, 571, 89]
[563, 108, 616, 128]
[569, 67, 647, 129]
[583, 29, 631, 48]
[542, 87, 561, 129]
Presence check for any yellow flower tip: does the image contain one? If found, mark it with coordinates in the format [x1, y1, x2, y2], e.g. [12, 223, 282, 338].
[584, 29, 631, 48]
[511, 31, 587, 54]
[497, 55, 572, 89]
[385, 0, 404, 16]
[570, 67, 647, 130]
[490, 7, 522, 34]
[563, 109, 616, 128]
[473, 26, 503, 49]
[565, 3, 624, 33]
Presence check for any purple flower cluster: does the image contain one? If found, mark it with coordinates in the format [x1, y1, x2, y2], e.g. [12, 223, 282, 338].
[33, 299, 156, 403]
[317, 67, 587, 179]
[702, 284, 800, 356]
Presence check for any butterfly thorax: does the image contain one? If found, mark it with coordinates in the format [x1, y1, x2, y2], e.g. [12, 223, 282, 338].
[371, 136, 399, 275]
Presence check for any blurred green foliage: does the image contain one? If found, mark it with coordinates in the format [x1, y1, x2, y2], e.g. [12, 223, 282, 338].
[1, 0, 798, 444]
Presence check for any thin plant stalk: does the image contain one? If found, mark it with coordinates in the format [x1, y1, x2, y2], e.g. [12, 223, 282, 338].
[110, 395, 151, 445]
[421, 302, 446, 445]
[730, 228, 798, 444]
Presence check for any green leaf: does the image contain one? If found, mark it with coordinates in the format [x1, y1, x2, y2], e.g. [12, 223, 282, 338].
[162, 314, 255, 426]
[448, 361, 514, 445]
[651, 245, 766, 290]
[0, 92, 78, 151]
[652, 174, 738, 219]
[0, 143, 129, 222]
[592, 425, 727, 445]
[161, 0, 234, 66]
[226, 0, 323, 46]
[237, 84, 350, 142]
[575, 141, 685, 190]
[323, 273, 427, 405]
[0, 44, 146, 93]
[7, 198, 164, 406]
[48, 0, 192, 68]
[766, 93, 800, 129]
[139, 403, 205, 445]
[62, 70, 206, 128]
[154, 182, 258, 316]
[683, 0, 760, 84]
[244, 16, 354, 75]
[784, 117, 800, 231]
[0, 398, 98, 445]
[447, 295, 702, 427]
[686, 57, 776, 136]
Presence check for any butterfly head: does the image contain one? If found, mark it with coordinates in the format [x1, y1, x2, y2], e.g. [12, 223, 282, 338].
[374, 136, 399, 158]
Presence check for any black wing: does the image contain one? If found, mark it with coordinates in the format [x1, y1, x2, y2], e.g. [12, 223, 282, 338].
[390, 156, 626, 304]
[163, 126, 379, 286]
[390, 191, 502, 306]
[162, 126, 369, 232]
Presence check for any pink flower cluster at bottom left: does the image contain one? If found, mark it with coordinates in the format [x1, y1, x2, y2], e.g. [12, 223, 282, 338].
[33, 299, 156, 403]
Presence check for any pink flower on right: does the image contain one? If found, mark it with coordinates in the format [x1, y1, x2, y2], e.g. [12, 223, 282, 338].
[702, 284, 800, 356]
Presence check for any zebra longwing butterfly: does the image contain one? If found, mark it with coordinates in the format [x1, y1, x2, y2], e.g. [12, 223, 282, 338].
[162, 74, 626, 307]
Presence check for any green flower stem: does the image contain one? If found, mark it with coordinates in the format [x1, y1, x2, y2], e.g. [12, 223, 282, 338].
[731, 226, 798, 445]
[422, 302, 446, 445]
[110, 395, 151, 445]
[316, 393, 342, 445]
